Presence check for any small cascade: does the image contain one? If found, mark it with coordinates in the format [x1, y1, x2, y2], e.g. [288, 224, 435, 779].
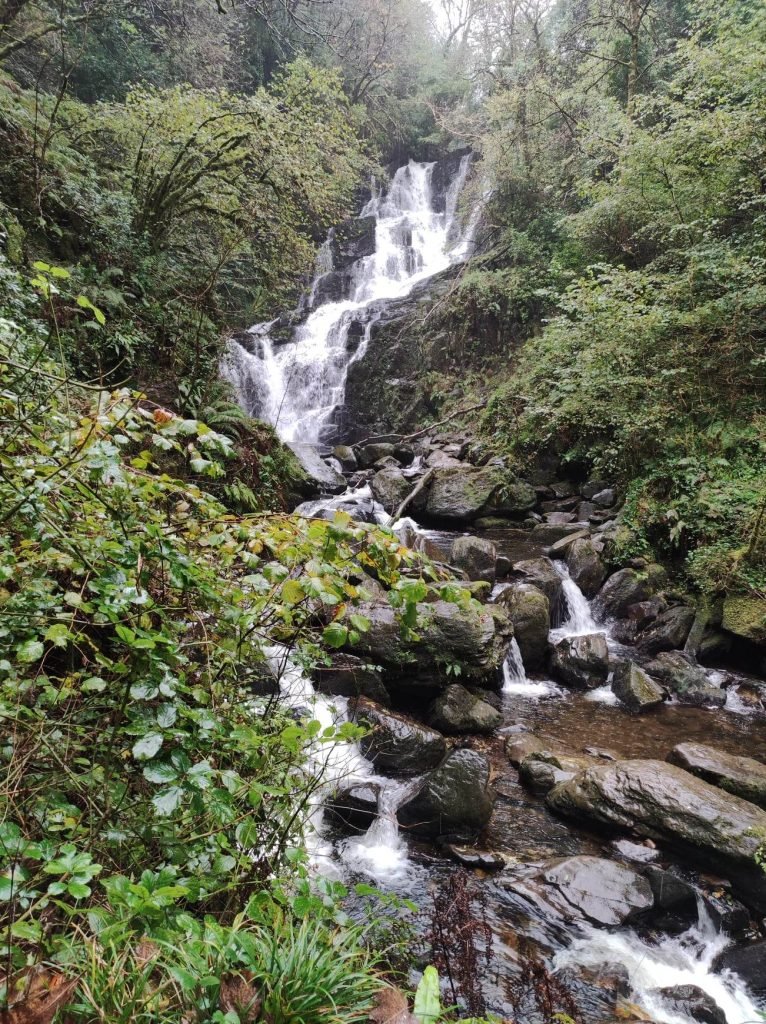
[502, 638, 528, 691]
[554, 902, 762, 1024]
[223, 156, 476, 444]
[551, 562, 600, 638]
[267, 644, 418, 884]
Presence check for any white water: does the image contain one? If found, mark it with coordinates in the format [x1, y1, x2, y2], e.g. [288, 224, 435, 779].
[224, 156, 474, 444]
[555, 903, 762, 1024]
[266, 645, 417, 883]
[551, 562, 602, 639]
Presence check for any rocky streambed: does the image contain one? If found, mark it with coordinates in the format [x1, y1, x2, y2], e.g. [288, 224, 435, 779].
[285, 432, 766, 1024]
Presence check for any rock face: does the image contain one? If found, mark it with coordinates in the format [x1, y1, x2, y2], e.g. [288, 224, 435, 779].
[651, 986, 726, 1024]
[644, 651, 726, 706]
[348, 599, 512, 689]
[667, 742, 766, 810]
[540, 856, 654, 927]
[611, 661, 666, 712]
[546, 759, 766, 910]
[288, 442, 346, 495]
[713, 939, 766, 996]
[397, 749, 494, 838]
[566, 539, 606, 598]
[424, 465, 536, 522]
[497, 583, 550, 669]
[427, 683, 501, 734]
[450, 535, 497, 584]
[637, 605, 695, 654]
[330, 215, 376, 269]
[355, 699, 446, 775]
[550, 633, 609, 689]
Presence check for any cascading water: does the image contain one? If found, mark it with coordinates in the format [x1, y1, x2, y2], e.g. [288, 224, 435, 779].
[551, 562, 600, 638]
[223, 156, 475, 444]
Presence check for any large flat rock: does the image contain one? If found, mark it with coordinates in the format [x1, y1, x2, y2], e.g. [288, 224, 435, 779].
[667, 742, 766, 810]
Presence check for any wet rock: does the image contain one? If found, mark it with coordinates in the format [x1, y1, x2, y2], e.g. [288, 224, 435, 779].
[651, 986, 726, 1024]
[427, 683, 502, 735]
[519, 751, 596, 795]
[611, 661, 666, 713]
[442, 843, 506, 870]
[644, 651, 726, 706]
[592, 488, 616, 507]
[722, 594, 766, 643]
[636, 605, 696, 654]
[397, 749, 494, 838]
[393, 444, 415, 466]
[581, 480, 610, 500]
[546, 511, 576, 524]
[640, 865, 698, 921]
[496, 555, 512, 578]
[667, 742, 766, 810]
[551, 481, 577, 498]
[547, 759, 766, 911]
[314, 654, 390, 705]
[424, 465, 536, 522]
[512, 557, 564, 609]
[594, 566, 665, 619]
[712, 939, 766, 995]
[354, 699, 447, 775]
[332, 444, 358, 471]
[348, 599, 512, 689]
[505, 731, 547, 767]
[566, 538, 607, 597]
[698, 630, 733, 663]
[358, 442, 397, 468]
[577, 501, 598, 522]
[426, 449, 462, 469]
[532, 522, 589, 546]
[370, 467, 421, 514]
[450, 535, 497, 584]
[497, 583, 550, 670]
[627, 596, 667, 630]
[550, 633, 609, 689]
[541, 856, 654, 927]
[326, 782, 379, 832]
[289, 442, 346, 495]
[330, 215, 376, 269]
[702, 888, 750, 936]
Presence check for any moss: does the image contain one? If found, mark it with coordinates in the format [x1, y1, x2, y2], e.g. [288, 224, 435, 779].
[722, 595, 766, 643]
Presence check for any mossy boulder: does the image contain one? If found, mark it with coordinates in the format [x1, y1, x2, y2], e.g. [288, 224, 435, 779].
[722, 595, 766, 643]
[425, 465, 536, 522]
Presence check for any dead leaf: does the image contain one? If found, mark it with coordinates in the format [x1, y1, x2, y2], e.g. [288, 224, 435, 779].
[219, 973, 261, 1023]
[369, 987, 418, 1024]
[1, 969, 78, 1024]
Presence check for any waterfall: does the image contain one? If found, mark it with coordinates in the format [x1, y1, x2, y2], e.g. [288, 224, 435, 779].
[551, 562, 600, 637]
[223, 156, 475, 444]
[503, 638, 528, 691]
[554, 902, 762, 1024]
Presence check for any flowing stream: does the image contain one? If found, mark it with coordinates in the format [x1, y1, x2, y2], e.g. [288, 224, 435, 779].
[228, 155, 763, 1021]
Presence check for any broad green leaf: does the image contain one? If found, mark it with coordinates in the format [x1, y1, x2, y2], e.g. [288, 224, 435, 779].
[132, 733, 163, 760]
[414, 966, 441, 1024]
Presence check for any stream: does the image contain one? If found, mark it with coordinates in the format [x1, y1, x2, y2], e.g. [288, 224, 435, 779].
[225, 159, 766, 1023]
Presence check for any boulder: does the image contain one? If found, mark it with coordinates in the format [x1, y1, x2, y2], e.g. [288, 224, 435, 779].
[592, 488, 616, 507]
[397, 749, 494, 838]
[532, 523, 589, 547]
[289, 443, 346, 495]
[332, 445, 357, 472]
[547, 759, 766, 911]
[611, 661, 666, 713]
[426, 449, 462, 469]
[358, 442, 397, 468]
[581, 480, 610, 500]
[566, 538, 607, 598]
[424, 465, 536, 522]
[505, 731, 547, 767]
[644, 651, 726, 707]
[550, 633, 609, 689]
[497, 583, 550, 670]
[722, 595, 766, 643]
[637, 605, 695, 654]
[667, 742, 766, 810]
[650, 986, 726, 1024]
[641, 866, 698, 923]
[370, 467, 418, 514]
[326, 783, 379, 832]
[519, 751, 596, 796]
[594, 566, 665, 619]
[354, 699, 447, 775]
[314, 654, 390, 705]
[712, 939, 766, 996]
[450, 535, 497, 584]
[540, 856, 654, 927]
[512, 557, 563, 606]
[348, 599, 513, 689]
[428, 683, 502, 735]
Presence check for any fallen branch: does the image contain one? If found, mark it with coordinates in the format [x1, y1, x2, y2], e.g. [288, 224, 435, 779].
[392, 468, 435, 522]
[355, 403, 485, 450]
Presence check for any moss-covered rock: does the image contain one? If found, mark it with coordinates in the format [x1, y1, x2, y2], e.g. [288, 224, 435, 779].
[722, 595, 766, 643]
